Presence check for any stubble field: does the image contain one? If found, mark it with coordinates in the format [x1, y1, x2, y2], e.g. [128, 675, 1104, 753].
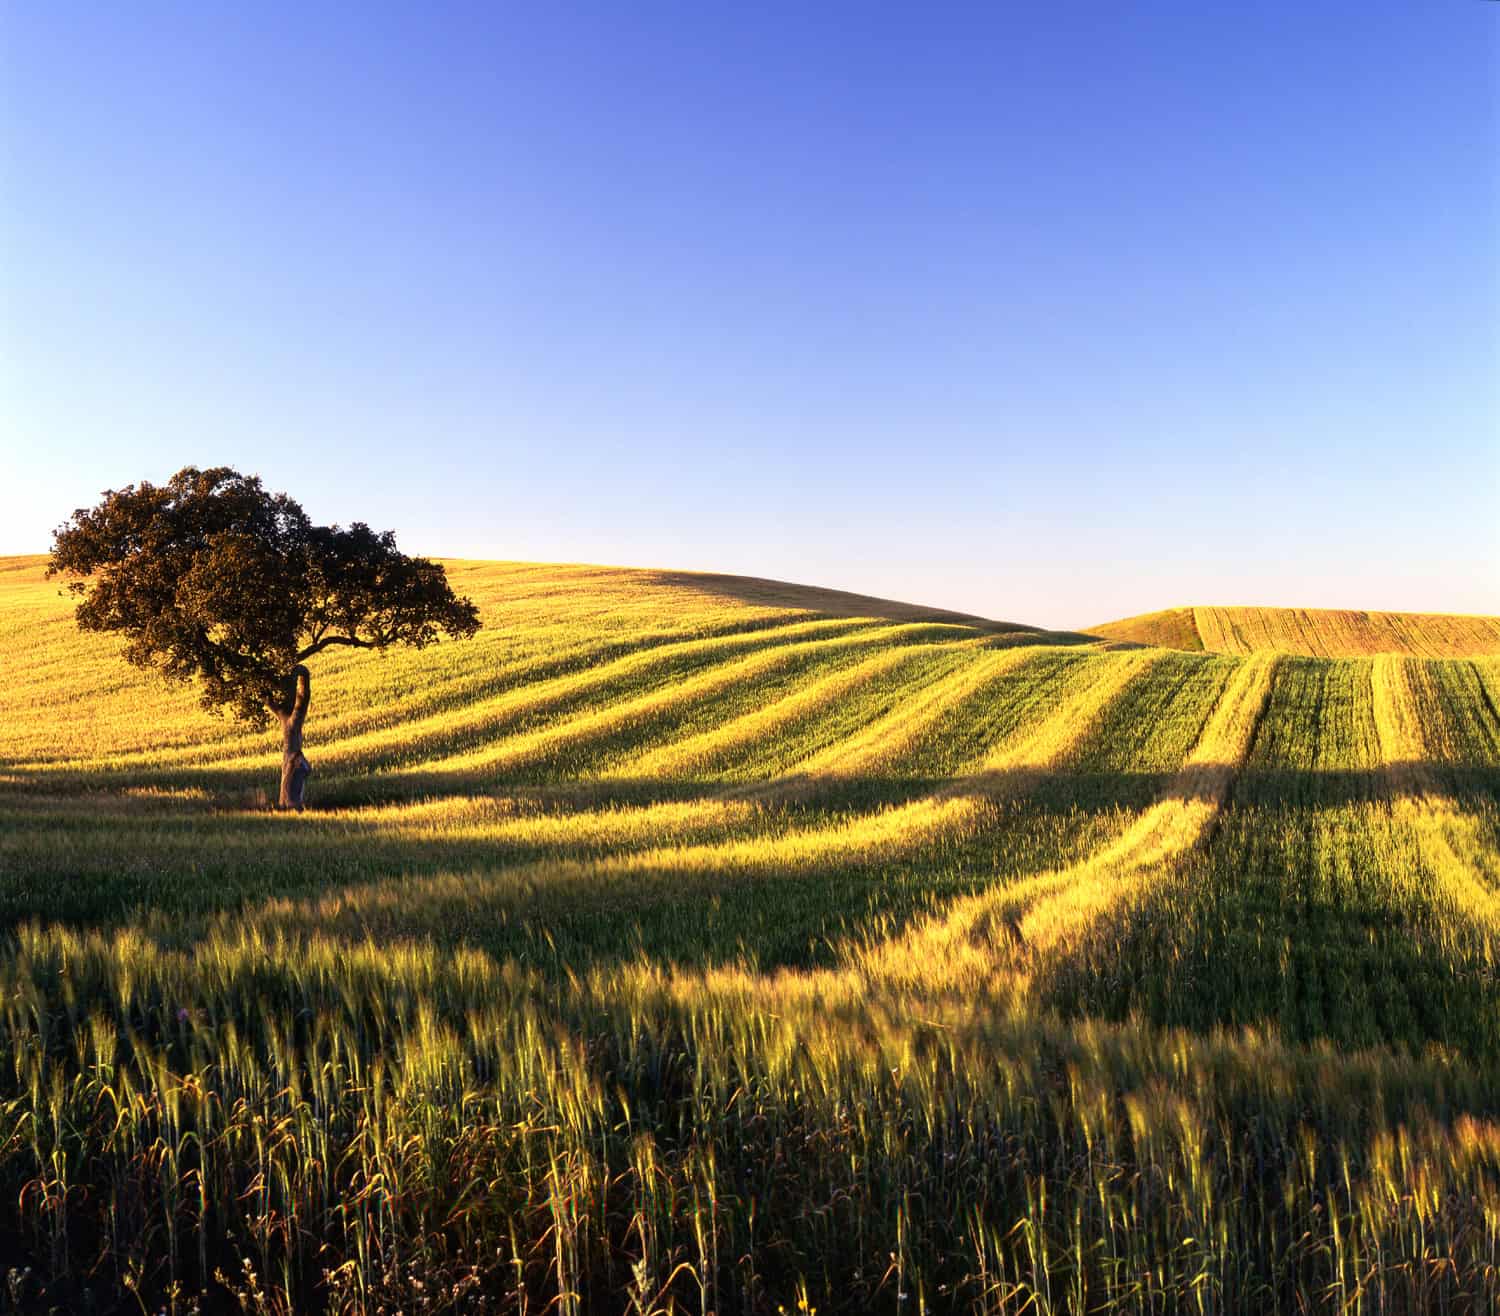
[1, 556, 1498, 1314]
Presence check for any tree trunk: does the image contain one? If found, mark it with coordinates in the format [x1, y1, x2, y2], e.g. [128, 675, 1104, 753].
[276, 665, 312, 810]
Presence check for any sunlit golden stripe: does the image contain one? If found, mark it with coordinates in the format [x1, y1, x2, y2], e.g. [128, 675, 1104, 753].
[240, 648, 1152, 872]
[614, 644, 932, 779]
[1010, 652, 1277, 950]
[965, 648, 1166, 778]
[787, 645, 1040, 779]
[231, 646, 1174, 948]
[399, 622, 949, 779]
[856, 654, 1278, 992]
[26, 614, 879, 775]
[12, 556, 1006, 771]
[1372, 655, 1500, 956]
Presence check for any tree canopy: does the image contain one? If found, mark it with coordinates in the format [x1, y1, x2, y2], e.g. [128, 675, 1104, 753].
[49, 466, 481, 727]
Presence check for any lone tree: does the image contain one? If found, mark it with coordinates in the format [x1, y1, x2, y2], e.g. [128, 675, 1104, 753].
[49, 466, 481, 808]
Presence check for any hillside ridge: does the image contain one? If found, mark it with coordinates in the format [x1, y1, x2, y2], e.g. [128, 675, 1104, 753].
[12, 550, 1494, 659]
[2, 552, 1085, 642]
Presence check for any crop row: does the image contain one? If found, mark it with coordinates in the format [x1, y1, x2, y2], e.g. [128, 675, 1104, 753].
[1, 560, 1498, 1312]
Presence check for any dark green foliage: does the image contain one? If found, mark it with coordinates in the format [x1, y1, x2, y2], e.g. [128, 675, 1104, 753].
[48, 466, 480, 724]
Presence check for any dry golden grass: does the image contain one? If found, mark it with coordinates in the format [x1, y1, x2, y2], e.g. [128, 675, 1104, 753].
[1372, 654, 1500, 955]
[1090, 603, 1500, 657]
[1, 553, 1498, 1313]
[1085, 606, 1203, 651]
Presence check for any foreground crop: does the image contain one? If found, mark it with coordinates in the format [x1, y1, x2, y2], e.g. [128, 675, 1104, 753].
[0, 558, 1497, 1314]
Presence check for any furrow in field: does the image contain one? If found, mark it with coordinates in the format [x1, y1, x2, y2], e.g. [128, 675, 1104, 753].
[300, 618, 972, 778]
[725, 645, 1160, 809]
[239, 650, 1175, 947]
[30, 609, 884, 770]
[713, 644, 1108, 807]
[612, 645, 946, 780]
[238, 648, 1126, 880]
[960, 649, 1168, 785]
[394, 622, 964, 783]
[707, 646, 984, 781]
[1192, 608, 1245, 656]
[861, 654, 1278, 992]
[521, 649, 1168, 870]
[401, 647, 1161, 849]
[1474, 659, 1500, 762]
[1012, 653, 1277, 946]
[24, 642, 1100, 904]
[1020, 653, 1497, 1052]
[279, 614, 833, 741]
[1372, 656, 1500, 949]
[369, 794, 767, 850]
[779, 646, 1044, 781]
[35, 615, 888, 778]
[1427, 659, 1500, 767]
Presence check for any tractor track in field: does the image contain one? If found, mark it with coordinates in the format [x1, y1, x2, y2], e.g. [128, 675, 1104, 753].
[849, 654, 1280, 996]
[1372, 656, 1500, 950]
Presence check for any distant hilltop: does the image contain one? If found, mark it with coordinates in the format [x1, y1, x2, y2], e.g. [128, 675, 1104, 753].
[16, 548, 1494, 660]
[1086, 605, 1500, 658]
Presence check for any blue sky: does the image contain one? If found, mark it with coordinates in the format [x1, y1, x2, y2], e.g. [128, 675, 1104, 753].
[2, 1, 1495, 628]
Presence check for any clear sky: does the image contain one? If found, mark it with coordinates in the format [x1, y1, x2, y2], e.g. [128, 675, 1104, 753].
[2, 2, 1496, 629]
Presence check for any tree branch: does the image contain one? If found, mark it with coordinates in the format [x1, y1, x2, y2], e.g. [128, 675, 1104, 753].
[296, 634, 378, 662]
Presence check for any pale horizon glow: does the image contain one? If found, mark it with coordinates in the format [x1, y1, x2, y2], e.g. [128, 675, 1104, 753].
[3, 2, 1497, 630]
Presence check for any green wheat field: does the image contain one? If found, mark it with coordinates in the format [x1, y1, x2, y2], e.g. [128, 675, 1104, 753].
[2, 554, 1498, 1315]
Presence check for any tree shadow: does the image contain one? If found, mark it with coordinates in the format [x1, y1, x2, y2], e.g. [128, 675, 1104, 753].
[4, 749, 1500, 1061]
[2, 760, 1496, 957]
[5, 752, 1495, 814]
[0, 766, 1147, 919]
[1034, 849, 1500, 1065]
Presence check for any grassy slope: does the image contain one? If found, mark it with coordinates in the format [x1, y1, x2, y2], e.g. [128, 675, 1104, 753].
[1088, 602, 1500, 657]
[1085, 605, 1204, 651]
[1, 554, 1498, 1313]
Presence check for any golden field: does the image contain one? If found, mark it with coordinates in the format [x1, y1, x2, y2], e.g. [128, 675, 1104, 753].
[1088, 603, 1500, 658]
[1, 555, 1498, 1314]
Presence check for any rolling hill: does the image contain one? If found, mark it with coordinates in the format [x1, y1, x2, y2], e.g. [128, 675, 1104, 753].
[1089, 602, 1500, 657]
[1, 554, 1498, 1313]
